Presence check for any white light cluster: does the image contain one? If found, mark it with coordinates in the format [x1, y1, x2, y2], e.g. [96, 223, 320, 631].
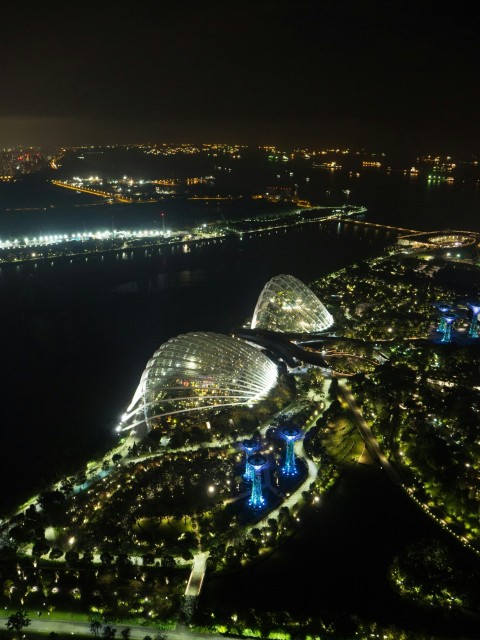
[0, 228, 171, 250]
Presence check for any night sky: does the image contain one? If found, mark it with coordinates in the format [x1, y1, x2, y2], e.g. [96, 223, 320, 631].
[1, 0, 479, 151]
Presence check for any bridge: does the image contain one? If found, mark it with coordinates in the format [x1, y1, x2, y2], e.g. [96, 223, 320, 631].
[335, 216, 417, 234]
[51, 180, 133, 203]
[232, 328, 433, 376]
[232, 328, 328, 368]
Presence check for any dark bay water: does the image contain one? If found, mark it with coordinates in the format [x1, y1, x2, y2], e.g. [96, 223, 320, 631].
[1, 168, 480, 238]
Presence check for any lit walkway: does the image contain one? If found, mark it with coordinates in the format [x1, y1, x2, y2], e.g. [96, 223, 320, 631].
[185, 551, 209, 597]
[0, 613, 229, 640]
[338, 381, 403, 486]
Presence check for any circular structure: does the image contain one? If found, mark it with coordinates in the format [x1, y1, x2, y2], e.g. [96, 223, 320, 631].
[242, 439, 260, 481]
[428, 234, 474, 248]
[434, 301, 452, 314]
[282, 426, 301, 440]
[398, 230, 479, 259]
[251, 274, 333, 334]
[248, 453, 267, 470]
[242, 438, 258, 450]
[122, 332, 278, 433]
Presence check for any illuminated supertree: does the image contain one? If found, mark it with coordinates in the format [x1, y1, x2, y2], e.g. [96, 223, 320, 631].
[441, 313, 456, 343]
[434, 302, 451, 334]
[281, 426, 302, 476]
[467, 302, 480, 338]
[248, 453, 267, 509]
[242, 439, 259, 481]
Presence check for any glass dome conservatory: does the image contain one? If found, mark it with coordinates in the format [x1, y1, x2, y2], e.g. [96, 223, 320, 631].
[121, 332, 278, 433]
[251, 274, 333, 333]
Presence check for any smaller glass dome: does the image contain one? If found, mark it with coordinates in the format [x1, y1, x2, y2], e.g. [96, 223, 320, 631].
[251, 274, 333, 333]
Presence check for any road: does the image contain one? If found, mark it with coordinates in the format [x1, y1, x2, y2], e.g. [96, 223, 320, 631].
[338, 381, 403, 486]
[185, 552, 209, 597]
[0, 614, 227, 640]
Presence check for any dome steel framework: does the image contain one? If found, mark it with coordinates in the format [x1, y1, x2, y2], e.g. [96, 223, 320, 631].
[251, 274, 333, 334]
[121, 332, 278, 432]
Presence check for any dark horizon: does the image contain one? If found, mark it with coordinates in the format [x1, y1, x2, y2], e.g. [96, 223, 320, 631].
[1, 0, 479, 154]
[0, 115, 476, 159]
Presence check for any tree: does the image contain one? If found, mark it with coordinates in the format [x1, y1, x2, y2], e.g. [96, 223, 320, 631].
[82, 550, 94, 565]
[3, 579, 15, 602]
[328, 377, 339, 399]
[32, 540, 50, 558]
[9, 525, 32, 544]
[90, 620, 102, 637]
[161, 554, 176, 569]
[6, 609, 31, 633]
[142, 553, 155, 566]
[65, 550, 79, 567]
[38, 491, 65, 513]
[100, 551, 113, 566]
[116, 552, 131, 568]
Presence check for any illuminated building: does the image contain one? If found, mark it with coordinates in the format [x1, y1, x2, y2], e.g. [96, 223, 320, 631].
[397, 230, 479, 260]
[251, 274, 333, 333]
[467, 302, 480, 338]
[248, 454, 267, 509]
[242, 439, 259, 481]
[121, 332, 278, 433]
[281, 426, 302, 476]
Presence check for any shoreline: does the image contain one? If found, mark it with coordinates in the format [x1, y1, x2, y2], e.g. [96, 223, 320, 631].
[0, 205, 367, 266]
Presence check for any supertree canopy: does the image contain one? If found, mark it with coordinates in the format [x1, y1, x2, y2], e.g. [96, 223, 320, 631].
[467, 302, 480, 338]
[242, 439, 260, 481]
[434, 301, 452, 334]
[251, 274, 333, 334]
[121, 332, 278, 433]
[281, 426, 302, 476]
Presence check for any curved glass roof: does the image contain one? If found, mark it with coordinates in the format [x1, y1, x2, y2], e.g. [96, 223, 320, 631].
[122, 332, 278, 432]
[251, 274, 333, 333]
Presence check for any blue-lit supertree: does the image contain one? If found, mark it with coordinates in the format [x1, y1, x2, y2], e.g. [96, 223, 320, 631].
[441, 313, 456, 343]
[434, 302, 451, 334]
[247, 453, 267, 509]
[242, 439, 259, 481]
[280, 426, 302, 476]
[467, 302, 480, 338]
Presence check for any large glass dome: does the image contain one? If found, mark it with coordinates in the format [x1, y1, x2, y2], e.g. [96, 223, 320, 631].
[121, 332, 278, 432]
[251, 274, 333, 333]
